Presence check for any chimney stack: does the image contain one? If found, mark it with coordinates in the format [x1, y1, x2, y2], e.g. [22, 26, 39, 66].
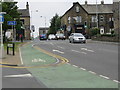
[101, 0, 104, 5]
[26, 2, 29, 9]
[85, 0, 87, 5]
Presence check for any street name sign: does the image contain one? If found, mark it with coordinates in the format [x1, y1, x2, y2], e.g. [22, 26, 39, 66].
[7, 21, 17, 25]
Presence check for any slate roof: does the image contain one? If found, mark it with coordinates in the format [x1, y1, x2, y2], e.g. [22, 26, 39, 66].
[61, 2, 114, 18]
[82, 4, 113, 14]
[18, 9, 30, 17]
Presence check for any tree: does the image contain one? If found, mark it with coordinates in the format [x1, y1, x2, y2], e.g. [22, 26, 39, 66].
[1, 2, 21, 42]
[48, 14, 61, 34]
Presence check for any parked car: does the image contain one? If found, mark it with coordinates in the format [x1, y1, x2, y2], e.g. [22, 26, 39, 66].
[56, 34, 66, 40]
[48, 34, 56, 40]
[69, 33, 86, 43]
[39, 34, 47, 40]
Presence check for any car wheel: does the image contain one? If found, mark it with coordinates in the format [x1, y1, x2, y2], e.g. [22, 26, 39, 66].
[72, 39, 75, 43]
[69, 40, 71, 43]
[83, 41, 86, 43]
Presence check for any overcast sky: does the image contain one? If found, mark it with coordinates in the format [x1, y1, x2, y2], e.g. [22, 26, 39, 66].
[16, 0, 113, 37]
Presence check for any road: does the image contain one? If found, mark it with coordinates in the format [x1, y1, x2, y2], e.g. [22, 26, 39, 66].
[34, 38, 118, 81]
[2, 67, 47, 88]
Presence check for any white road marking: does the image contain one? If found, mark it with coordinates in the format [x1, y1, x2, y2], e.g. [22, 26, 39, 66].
[32, 44, 35, 47]
[73, 65, 78, 68]
[80, 68, 86, 71]
[50, 43, 54, 45]
[53, 49, 64, 54]
[19, 48, 23, 65]
[88, 71, 96, 74]
[57, 46, 64, 49]
[54, 58, 60, 64]
[67, 63, 71, 65]
[32, 58, 46, 63]
[4, 74, 33, 78]
[113, 80, 120, 83]
[71, 50, 87, 54]
[81, 48, 94, 52]
[99, 75, 109, 79]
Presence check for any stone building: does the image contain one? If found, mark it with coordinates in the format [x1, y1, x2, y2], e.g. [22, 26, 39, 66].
[113, 0, 120, 35]
[17, 2, 31, 40]
[61, 1, 119, 37]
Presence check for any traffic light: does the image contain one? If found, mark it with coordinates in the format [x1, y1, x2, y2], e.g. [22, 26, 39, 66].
[84, 21, 87, 28]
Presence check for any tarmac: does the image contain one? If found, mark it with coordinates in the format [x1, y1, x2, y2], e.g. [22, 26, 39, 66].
[1, 39, 119, 66]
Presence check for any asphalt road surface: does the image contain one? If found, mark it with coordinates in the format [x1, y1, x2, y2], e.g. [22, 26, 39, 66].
[34, 38, 118, 81]
[2, 67, 47, 88]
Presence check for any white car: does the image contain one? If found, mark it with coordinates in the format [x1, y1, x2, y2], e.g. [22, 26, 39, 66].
[48, 34, 56, 40]
[69, 33, 86, 43]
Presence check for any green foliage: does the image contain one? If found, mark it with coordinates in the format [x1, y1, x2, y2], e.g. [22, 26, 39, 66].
[111, 30, 115, 35]
[90, 28, 100, 36]
[49, 14, 61, 34]
[101, 34, 116, 37]
[1, 2, 21, 43]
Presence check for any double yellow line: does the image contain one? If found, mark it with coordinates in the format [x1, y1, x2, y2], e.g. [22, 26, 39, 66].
[0, 45, 69, 68]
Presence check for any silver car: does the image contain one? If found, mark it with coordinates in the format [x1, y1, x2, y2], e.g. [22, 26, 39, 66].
[69, 33, 86, 43]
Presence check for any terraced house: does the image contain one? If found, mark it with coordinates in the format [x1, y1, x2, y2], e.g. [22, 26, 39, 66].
[61, 0, 119, 38]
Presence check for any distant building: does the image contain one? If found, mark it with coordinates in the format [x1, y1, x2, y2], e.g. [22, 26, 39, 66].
[61, 1, 119, 37]
[39, 27, 49, 35]
[17, 2, 31, 40]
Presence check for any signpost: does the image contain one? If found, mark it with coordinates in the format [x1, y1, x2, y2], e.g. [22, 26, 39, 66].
[0, 12, 6, 59]
[7, 21, 17, 41]
[7, 21, 17, 25]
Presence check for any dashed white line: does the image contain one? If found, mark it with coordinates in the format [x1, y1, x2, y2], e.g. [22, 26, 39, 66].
[72, 65, 78, 68]
[99, 75, 109, 79]
[71, 50, 87, 54]
[88, 71, 96, 74]
[19, 48, 23, 65]
[80, 68, 86, 71]
[113, 80, 120, 83]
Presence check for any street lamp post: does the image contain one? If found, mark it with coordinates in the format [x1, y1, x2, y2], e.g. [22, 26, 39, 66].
[31, 10, 38, 39]
[40, 16, 46, 34]
[96, 0, 98, 28]
[0, 12, 6, 59]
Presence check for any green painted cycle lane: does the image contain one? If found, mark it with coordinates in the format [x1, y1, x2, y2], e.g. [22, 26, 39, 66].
[20, 44, 57, 67]
[28, 64, 118, 88]
[21, 43, 118, 88]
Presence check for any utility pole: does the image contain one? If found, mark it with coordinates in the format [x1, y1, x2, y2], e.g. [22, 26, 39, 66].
[96, 0, 98, 28]
[0, 12, 6, 59]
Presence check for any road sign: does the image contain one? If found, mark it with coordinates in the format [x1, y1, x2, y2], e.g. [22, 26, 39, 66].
[7, 21, 17, 25]
[0, 14, 4, 23]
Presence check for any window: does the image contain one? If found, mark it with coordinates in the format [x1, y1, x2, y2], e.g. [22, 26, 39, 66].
[68, 17, 71, 24]
[76, 6, 80, 13]
[100, 16, 104, 22]
[76, 16, 81, 23]
[92, 16, 97, 22]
